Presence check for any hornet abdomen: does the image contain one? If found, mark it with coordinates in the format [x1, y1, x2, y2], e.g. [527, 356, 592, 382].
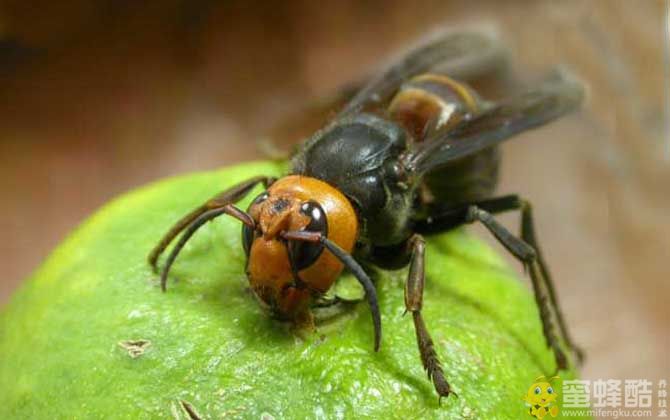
[389, 73, 500, 208]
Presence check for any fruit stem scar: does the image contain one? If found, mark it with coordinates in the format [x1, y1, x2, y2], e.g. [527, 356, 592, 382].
[117, 339, 151, 358]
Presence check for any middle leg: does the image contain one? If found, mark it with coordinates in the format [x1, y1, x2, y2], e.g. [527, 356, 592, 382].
[404, 234, 452, 402]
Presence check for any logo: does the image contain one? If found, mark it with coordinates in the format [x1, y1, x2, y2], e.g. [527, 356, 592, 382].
[523, 375, 560, 419]
[521, 376, 667, 418]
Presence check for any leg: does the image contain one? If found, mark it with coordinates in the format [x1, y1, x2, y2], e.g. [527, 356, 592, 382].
[313, 295, 363, 308]
[311, 295, 363, 324]
[158, 206, 253, 291]
[518, 200, 584, 364]
[463, 205, 568, 371]
[282, 230, 381, 352]
[416, 195, 581, 370]
[404, 234, 452, 402]
[472, 196, 583, 363]
[148, 175, 275, 270]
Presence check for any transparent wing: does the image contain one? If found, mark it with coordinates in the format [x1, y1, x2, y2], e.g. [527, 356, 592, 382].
[403, 70, 585, 176]
[337, 31, 506, 117]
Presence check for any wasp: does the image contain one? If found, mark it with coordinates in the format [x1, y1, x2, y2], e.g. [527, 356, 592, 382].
[149, 32, 584, 401]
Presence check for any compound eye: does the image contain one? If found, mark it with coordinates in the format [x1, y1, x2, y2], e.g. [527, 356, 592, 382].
[534, 387, 541, 395]
[547, 387, 553, 395]
[288, 201, 328, 271]
[242, 192, 268, 255]
[247, 191, 269, 213]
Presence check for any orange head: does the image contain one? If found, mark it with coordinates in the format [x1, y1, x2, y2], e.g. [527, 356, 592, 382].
[242, 175, 358, 320]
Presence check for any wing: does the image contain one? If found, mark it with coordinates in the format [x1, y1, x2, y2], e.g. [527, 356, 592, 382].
[337, 31, 507, 118]
[267, 31, 506, 157]
[403, 70, 585, 176]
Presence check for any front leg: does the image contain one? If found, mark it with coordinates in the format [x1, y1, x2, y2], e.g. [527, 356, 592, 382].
[148, 175, 275, 271]
[148, 175, 276, 291]
[404, 234, 452, 402]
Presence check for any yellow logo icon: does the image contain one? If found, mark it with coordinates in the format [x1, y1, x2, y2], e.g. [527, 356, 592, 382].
[523, 375, 560, 419]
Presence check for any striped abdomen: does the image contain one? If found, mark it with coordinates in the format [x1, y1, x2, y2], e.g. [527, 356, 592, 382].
[388, 74, 500, 207]
[388, 73, 480, 141]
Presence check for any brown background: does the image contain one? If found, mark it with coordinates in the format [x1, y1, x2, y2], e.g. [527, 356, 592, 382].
[1, 0, 668, 400]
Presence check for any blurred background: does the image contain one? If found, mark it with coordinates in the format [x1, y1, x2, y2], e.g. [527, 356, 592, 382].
[1, 0, 667, 400]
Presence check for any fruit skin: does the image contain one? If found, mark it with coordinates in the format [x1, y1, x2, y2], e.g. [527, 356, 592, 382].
[0, 161, 587, 419]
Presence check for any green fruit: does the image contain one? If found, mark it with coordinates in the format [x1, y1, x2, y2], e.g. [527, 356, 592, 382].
[0, 161, 586, 419]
